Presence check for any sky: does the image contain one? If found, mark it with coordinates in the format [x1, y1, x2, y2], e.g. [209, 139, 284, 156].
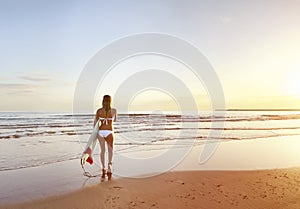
[1, 0, 300, 112]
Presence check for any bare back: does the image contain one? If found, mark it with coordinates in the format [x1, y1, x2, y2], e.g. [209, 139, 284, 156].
[94, 108, 117, 130]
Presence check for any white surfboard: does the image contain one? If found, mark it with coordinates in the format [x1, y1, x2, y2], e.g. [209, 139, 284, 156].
[81, 119, 100, 165]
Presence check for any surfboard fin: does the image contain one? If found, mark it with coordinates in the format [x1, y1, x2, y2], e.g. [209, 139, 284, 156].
[81, 153, 88, 166]
[81, 147, 93, 165]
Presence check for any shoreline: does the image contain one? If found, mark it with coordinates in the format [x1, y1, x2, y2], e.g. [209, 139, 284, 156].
[1, 136, 300, 208]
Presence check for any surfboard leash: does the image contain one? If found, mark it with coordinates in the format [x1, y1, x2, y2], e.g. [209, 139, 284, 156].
[81, 163, 102, 178]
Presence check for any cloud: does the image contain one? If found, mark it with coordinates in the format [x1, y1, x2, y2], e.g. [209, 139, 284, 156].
[0, 83, 38, 95]
[18, 75, 52, 82]
[0, 83, 26, 87]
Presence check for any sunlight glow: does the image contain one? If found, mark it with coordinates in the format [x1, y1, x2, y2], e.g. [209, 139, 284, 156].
[287, 68, 300, 98]
[128, 89, 180, 112]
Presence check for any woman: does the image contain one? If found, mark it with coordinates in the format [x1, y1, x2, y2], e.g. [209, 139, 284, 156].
[94, 95, 117, 177]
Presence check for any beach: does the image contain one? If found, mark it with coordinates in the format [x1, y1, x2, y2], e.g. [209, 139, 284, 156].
[1, 135, 300, 208]
[1, 168, 300, 209]
[1, 111, 300, 208]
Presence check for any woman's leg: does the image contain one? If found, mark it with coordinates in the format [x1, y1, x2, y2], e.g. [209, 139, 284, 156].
[97, 135, 106, 170]
[105, 134, 114, 173]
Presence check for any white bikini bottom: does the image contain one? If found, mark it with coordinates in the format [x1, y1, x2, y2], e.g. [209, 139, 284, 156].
[98, 130, 113, 138]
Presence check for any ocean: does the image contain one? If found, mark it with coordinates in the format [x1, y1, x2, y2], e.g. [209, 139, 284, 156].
[0, 111, 300, 172]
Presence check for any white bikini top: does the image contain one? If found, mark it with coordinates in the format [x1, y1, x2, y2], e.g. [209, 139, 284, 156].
[99, 115, 115, 125]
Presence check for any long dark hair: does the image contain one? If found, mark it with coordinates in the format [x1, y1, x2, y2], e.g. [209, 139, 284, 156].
[102, 95, 112, 116]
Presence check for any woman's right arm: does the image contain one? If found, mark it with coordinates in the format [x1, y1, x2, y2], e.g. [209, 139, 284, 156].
[113, 108, 117, 122]
[94, 109, 100, 127]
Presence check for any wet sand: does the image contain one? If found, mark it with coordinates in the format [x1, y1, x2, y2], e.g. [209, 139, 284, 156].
[2, 168, 300, 209]
[1, 136, 300, 208]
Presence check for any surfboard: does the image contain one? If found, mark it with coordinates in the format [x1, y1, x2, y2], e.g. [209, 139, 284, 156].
[81, 119, 100, 166]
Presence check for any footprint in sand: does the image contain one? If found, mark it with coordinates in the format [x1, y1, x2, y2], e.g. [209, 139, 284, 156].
[109, 185, 123, 191]
[165, 179, 185, 185]
[130, 201, 137, 207]
[260, 194, 267, 198]
[216, 184, 224, 193]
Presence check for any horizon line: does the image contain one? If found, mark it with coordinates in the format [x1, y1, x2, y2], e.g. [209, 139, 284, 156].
[217, 109, 300, 111]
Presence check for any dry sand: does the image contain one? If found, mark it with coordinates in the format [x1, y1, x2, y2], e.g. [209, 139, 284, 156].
[2, 168, 300, 209]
